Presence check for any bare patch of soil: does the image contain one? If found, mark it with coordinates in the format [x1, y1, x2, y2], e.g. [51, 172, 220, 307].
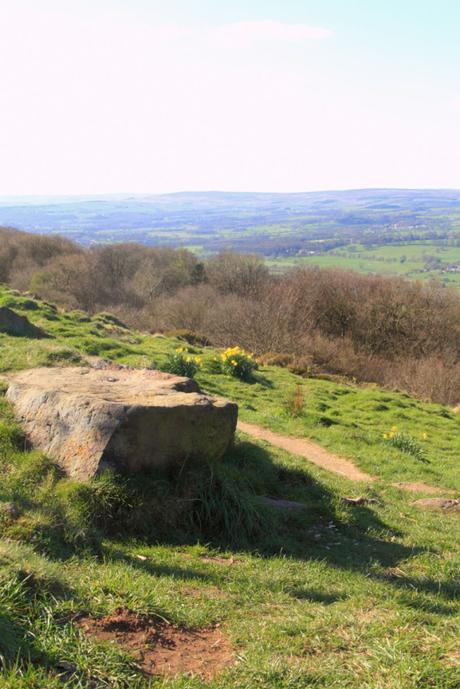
[181, 552, 240, 566]
[443, 649, 460, 667]
[238, 421, 374, 481]
[393, 481, 454, 495]
[199, 555, 238, 565]
[352, 606, 395, 625]
[413, 498, 460, 512]
[78, 607, 233, 679]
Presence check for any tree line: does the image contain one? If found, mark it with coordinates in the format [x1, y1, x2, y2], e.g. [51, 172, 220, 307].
[1, 227, 459, 405]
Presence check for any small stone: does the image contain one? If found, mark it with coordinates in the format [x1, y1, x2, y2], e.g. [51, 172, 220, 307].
[0, 502, 19, 519]
[57, 661, 77, 672]
[343, 496, 379, 505]
[413, 498, 460, 512]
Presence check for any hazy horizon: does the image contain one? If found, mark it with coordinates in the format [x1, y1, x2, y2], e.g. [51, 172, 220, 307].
[1, 186, 460, 204]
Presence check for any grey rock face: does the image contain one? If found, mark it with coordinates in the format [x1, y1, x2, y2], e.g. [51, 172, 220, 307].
[6, 367, 238, 481]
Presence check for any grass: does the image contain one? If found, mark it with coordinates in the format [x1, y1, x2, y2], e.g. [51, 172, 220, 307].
[267, 242, 460, 289]
[0, 286, 459, 688]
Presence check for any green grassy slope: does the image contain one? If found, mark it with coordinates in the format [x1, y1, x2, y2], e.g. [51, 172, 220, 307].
[268, 242, 460, 289]
[0, 287, 459, 689]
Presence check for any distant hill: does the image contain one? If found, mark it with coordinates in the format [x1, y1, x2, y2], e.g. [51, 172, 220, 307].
[0, 189, 459, 252]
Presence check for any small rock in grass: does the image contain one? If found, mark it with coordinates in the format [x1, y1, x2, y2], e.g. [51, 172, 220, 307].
[0, 502, 19, 520]
[413, 498, 460, 512]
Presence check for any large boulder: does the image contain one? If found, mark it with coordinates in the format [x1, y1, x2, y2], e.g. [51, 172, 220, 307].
[0, 307, 48, 338]
[6, 367, 238, 481]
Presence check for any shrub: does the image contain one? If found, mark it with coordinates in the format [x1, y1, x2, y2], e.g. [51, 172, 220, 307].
[220, 346, 257, 381]
[164, 329, 211, 346]
[161, 348, 202, 378]
[258, 352, 294, 367]
[287, 356, 314, 378]
[284, 384, 306, 417]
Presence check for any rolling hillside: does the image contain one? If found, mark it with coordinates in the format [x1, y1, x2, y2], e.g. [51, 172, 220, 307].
[0, 287, 458, 688]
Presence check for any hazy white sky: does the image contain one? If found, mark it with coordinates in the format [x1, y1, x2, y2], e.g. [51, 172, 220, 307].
[0, 0, 459, 195]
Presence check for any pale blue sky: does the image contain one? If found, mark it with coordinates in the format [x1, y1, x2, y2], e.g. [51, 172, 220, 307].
[0, 0, 459, 194]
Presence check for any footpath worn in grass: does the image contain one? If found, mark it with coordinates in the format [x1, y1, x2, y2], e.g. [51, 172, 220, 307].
[0, 287, 459, 688]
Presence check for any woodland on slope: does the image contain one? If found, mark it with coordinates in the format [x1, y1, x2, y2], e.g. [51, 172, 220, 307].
[1, 226, 459, 405]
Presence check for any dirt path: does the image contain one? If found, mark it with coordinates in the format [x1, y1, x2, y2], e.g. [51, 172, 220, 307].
[392, 482, 454, 495]
[237, 421, 374, 482]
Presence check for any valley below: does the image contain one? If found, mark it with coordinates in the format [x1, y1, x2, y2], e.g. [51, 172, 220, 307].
[1, 188, 459, 288]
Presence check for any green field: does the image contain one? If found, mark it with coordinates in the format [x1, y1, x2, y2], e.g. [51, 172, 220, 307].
[0, 288, 459, 688]
[268, 242, 460, 288]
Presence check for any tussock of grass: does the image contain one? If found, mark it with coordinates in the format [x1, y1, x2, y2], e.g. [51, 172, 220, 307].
[0, 387, 278, 556]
